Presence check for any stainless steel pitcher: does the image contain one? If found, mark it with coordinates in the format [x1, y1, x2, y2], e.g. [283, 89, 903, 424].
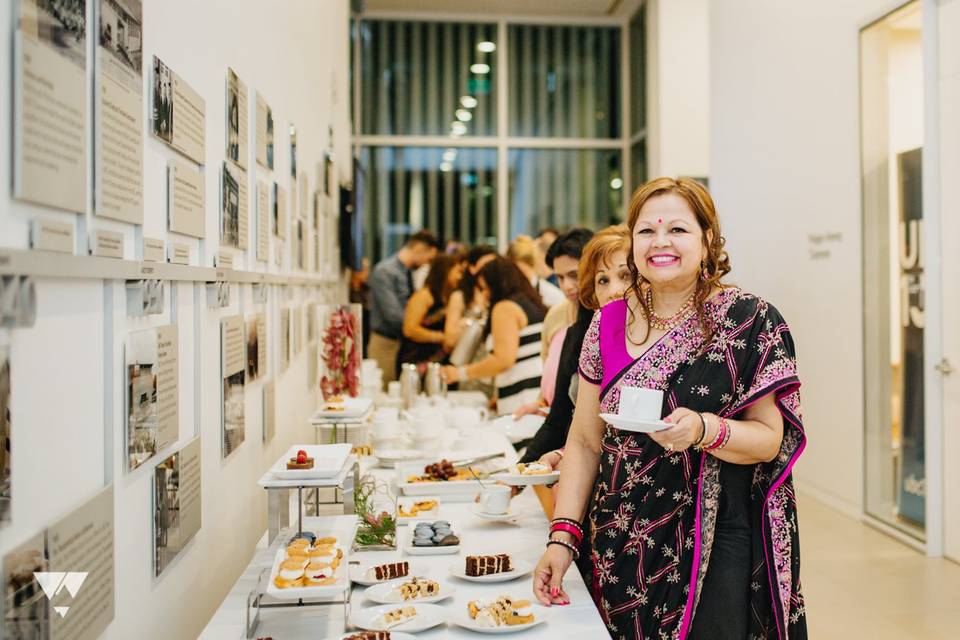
[399, 362, 420, 409]
[424, 362, 448, 397]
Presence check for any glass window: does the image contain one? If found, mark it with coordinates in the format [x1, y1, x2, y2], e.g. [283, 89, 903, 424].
[359, 20, 497, 136]
[629, 7, 646, 136]
[860, 1, 925, 539]
[508, 148, 622, 237]
[630, 140, 646, 194]
[508, 24, 621, 138]
[360, 147, 498, 264]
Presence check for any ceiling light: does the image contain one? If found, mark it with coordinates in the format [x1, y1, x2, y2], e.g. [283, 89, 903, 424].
[440, 161, 454, 172]
[470, 63, 490, 74]
[455, 109, 473, 122]
[610, 177, 624, 190]
[477, 41, 496, 53]
[460, 95, 478, 109]
[450, 121, 467, 136]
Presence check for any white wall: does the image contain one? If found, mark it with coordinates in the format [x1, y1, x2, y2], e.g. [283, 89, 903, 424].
[0, 1, 352, 638]
[646, 0, 710, 179]
[709, 0, 902, 515]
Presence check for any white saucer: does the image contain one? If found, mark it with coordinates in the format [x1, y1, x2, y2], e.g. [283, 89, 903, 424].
[349, 602, 447, 633]
[469, 504, 517, 522]
[600, 413, 670, 433]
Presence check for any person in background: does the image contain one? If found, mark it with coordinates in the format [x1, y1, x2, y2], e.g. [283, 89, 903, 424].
[445, 238, 467, 257]
[508, 235, 565, 308]
[513, 227, 595, 418]
[535, 227, 560, 285]
[444, 245, 497, 351]
[397, 254, 465, 375]
[442, 257, 547, 415]
[368, 230, 440, 385]
[518, 225, 631, 463]
[349, 257, 372, 354]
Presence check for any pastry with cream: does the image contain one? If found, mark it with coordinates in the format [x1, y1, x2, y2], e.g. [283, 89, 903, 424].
[516, 462, 552, 475]
[467, 596, 535, 627]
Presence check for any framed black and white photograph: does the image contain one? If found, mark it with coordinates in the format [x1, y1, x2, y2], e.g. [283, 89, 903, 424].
[151, 56, 173, 143]
[266, 109, 274, 170]
[98, 0, 143, 80]
[222, 370, 244, 456]
[21, 0, 86, 69]
[153, 438, 200, 577]
[2, 533, 48, 639]
[221, 162, 240, 248]
[0, 348, 9, 525]
[126, 329, 158, 471]
[226, 70, 241, 165]
[289, 124, 297, 178]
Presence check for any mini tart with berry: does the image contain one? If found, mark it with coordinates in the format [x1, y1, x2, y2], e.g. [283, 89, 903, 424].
[286, 449, 314, 470]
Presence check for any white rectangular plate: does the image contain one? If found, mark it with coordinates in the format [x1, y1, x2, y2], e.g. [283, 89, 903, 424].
[265, 544, 348, 600]
[270, 443, 352, 480]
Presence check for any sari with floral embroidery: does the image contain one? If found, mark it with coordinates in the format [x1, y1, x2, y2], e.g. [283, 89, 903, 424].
[578, 288, 807, 640]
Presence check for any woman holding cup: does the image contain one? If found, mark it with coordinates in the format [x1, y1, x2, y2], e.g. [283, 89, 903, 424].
[533, 178, 807, 639]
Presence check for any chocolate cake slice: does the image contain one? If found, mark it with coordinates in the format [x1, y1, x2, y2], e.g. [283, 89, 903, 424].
[465, 554, 513, 576]
[373, 561, 409, 580]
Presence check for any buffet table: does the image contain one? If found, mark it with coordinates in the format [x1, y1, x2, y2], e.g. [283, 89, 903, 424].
[200, 431, 607, 639]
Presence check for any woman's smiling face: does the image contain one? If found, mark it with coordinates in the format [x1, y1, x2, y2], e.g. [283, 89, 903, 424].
[632, 193, 708, 288]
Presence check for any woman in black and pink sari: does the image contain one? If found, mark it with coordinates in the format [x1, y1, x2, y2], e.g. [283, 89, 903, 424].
[533, 177, 807, 639]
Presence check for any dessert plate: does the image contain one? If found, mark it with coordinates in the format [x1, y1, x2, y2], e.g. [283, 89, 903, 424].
[350, 560, 424, 586]
[312, 396, 373, 419]
[349, 602, 446, 633]
[270, 444, 352, 480]
[449, 606, 550, 634]
[492, 414, 545, 444]
[404, 520, 461, 556]
[265, 544, 349, 600]
[492, 469, 559, 486]
[363, 576, 456, 605]
[396, 497, 441, 525]
[448, 558, 533, 583]
[600, 413, 670, 433]
[374, 449, 425, 468]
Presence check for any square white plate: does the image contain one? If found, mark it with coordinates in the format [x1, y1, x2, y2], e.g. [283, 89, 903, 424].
[265, 544, 348, 600]
[600, 413, 670, 433]
[270, 444, 352, 480]
[404, 520, 461, 556]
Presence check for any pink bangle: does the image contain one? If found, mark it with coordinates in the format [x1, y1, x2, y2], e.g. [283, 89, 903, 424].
[550, 522, 583, 545]
[717, 418, 732, 449]
[704, 417, 728, 451]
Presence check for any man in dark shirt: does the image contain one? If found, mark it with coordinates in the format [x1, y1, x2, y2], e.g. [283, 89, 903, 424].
[368, 230, 440, 385]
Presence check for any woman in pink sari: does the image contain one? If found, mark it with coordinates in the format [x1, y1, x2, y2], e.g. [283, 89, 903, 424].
[533, 178, 806, 639]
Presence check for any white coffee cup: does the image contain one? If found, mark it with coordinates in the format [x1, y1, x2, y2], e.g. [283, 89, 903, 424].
[479, 485, 512, 515]
[618, 386, 664, 420]
[387, 381, 402, 398]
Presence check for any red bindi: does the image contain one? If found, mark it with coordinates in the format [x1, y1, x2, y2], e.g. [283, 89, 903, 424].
[657, 218, 663, 224]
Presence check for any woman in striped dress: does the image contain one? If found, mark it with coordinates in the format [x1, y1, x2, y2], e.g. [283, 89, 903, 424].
[442, 256, 547, 416]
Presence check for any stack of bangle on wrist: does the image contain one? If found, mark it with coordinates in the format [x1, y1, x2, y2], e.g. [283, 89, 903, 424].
[699, 415, 731, 451]
[548, 518, 583, 559]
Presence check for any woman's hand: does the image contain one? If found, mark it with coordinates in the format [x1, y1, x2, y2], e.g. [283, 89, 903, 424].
[532, 544, 573, 606]
[538, 450, 563, 472]
[440, 364, 460, 384]
[649, 407, 703, 453]
[513, 401, 547, 419]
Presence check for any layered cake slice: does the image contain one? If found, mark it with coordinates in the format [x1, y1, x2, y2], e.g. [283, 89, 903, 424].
[465, 554, 513, 576]
[343, 632, 392, 640]
[364, 561, 409, 581]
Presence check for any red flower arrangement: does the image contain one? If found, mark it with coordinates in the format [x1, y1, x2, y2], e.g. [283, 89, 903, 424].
[319, 305, 360, 400]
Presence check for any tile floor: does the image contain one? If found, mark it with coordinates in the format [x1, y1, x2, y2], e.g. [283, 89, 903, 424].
[799, 494, 960, 639]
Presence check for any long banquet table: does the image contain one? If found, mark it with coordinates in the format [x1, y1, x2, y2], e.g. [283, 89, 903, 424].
[200, 431, 608, 639]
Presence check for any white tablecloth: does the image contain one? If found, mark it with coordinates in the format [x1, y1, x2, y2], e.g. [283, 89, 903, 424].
[200, 432, 607, 639]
